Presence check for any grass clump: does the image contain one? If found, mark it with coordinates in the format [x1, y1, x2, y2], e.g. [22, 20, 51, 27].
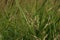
[0, 0, 60, 40]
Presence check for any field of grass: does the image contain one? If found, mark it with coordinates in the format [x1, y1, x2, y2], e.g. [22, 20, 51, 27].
[0, 0, 60, 40]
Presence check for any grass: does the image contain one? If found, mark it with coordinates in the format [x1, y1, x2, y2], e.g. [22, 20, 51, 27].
[0, 0, 60, 40]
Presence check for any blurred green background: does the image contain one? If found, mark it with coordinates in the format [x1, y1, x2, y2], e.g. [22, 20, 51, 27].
[0, 0, 60, 40]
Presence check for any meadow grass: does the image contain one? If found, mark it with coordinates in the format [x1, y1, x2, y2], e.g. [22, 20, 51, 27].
[0, 0, 60, 40]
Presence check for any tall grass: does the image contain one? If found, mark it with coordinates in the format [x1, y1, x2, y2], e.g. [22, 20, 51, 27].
[0, 0, 60, 40]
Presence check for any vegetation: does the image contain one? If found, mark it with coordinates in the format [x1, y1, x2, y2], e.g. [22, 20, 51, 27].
[0, 0, 60, 40]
